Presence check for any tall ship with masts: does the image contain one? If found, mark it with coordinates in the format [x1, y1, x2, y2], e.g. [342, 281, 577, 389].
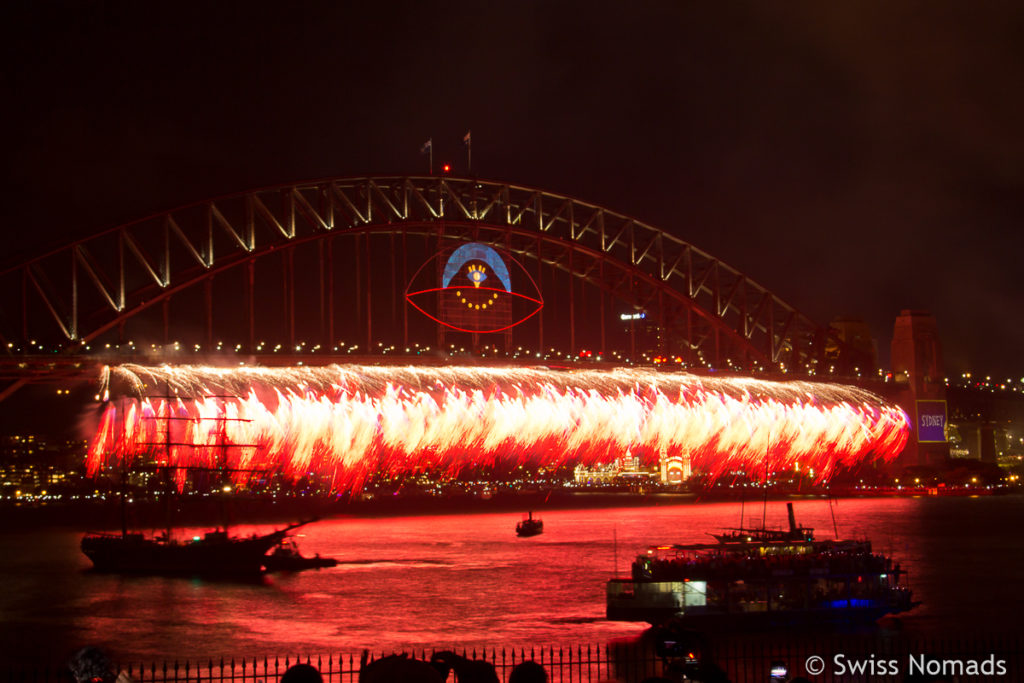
[81, 391, 312, 575]
[81, 518, 312, 575]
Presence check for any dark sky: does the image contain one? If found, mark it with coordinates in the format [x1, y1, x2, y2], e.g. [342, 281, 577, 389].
[2, 1, 1023, 377]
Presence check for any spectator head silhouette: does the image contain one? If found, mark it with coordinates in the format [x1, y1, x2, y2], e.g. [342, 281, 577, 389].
[359, 651, 444, 683]
[508, 660, 548, 683]
[429, 651, 499, 683]
[68, 647, 116, 683]
[280, 663, 322, 683]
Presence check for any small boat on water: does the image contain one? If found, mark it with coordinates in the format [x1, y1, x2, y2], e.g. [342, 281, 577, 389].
[709, 505, 813, 545]
[262, 539, 338, 572]
[516, 511, 544, 537]
[607, 502, 915, 628]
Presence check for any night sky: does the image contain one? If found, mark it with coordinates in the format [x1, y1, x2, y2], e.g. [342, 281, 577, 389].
[3, 1, 1023, 377]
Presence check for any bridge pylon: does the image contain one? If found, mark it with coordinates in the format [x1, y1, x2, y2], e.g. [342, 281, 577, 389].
[891, 309, 949, 466]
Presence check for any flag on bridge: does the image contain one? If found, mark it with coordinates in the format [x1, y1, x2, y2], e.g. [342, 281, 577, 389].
[463, 130, 471, 145]
[421, 138, 433, 174]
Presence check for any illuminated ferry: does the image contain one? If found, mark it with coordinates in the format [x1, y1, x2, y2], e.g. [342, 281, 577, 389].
[606, 503, 915, 627]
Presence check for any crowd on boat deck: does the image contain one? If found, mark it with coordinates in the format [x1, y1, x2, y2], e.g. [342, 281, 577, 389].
[633, 545, 899, 582]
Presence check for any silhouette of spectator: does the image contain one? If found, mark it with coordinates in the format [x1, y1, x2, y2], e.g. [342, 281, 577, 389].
[68, 647, 124, 683]
[429, 651, 499, 683]
[280, 663, 322, 683]
[359, 651, 444, 683]
[685, 660, 730, 682]
[508, 660, 547, 683]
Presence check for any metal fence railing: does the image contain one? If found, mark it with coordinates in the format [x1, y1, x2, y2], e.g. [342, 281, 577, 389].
[9, 634, 1022, 683]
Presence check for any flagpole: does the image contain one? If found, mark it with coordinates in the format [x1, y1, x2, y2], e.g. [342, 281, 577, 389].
[421, 138, 433, 175]
[464, 130, 472, 175]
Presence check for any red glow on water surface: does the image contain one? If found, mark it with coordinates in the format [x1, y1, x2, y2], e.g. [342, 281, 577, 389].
[86, 364, 909, 492]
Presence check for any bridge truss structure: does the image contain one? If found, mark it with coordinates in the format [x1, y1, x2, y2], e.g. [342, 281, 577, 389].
[0, 176, 869, 378]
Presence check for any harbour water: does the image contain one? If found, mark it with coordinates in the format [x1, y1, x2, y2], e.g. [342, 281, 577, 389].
[0, 495, 1020, 668]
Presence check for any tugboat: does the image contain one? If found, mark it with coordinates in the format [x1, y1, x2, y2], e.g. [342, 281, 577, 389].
[607, 503, 915, 628]
[516, 511, 544, 537]
[262, 539, 338, 572]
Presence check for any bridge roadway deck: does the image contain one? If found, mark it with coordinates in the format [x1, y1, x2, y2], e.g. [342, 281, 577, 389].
[0, 353, 639, 382]
[0, 353, 897, 396]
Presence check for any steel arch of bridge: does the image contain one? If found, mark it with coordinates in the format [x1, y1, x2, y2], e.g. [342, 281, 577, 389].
[0, 176, 863, 372]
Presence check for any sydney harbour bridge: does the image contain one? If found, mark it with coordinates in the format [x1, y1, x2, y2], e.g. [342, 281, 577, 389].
[0, 175, 965, 480]
[0, 175, 871, 386]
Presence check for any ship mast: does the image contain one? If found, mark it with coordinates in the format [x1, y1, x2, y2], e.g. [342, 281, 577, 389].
[132, 387, 261, 541]
[761, 437, 769, 530]
[162, 387, 175, 542]
[828, 483, 840, 539]
[217, 409, 232, 534]
[739, 473, 746, 531]
[203, 394, 260, 534]
[118, 397, 128, 539]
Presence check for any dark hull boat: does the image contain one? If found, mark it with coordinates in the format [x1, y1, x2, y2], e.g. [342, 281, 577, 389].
[516, 511, 543, 537]
[81, 521, 311, 575]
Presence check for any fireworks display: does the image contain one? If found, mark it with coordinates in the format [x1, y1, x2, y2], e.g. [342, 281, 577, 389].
[86, 364, 910, 492]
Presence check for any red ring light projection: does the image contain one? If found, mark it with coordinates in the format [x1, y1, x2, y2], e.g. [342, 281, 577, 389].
[405, 242, 543, 333]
